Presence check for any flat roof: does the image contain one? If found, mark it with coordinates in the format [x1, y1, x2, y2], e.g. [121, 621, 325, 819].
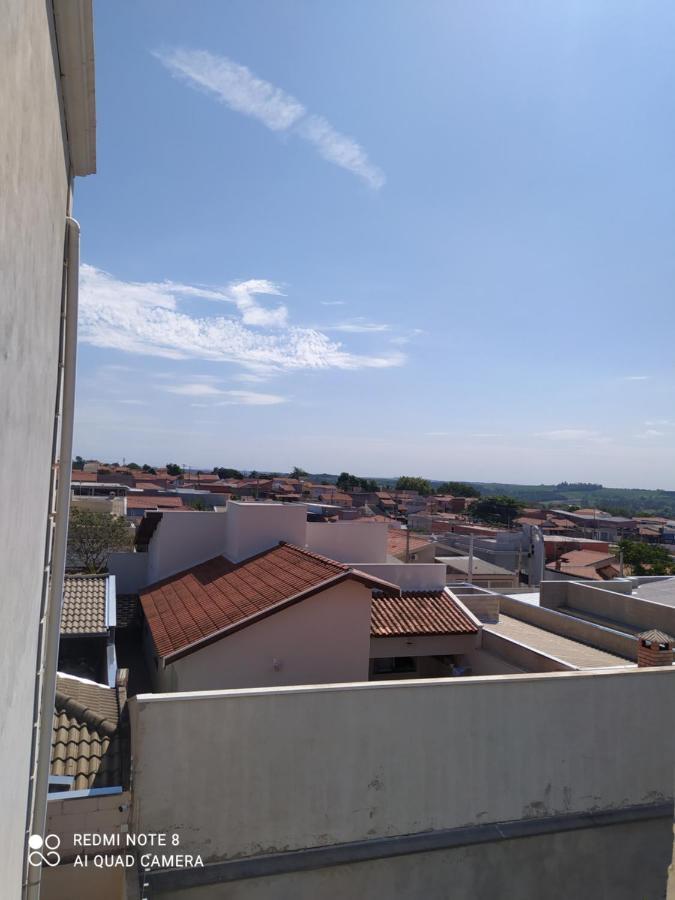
[484, 615, 632, 669]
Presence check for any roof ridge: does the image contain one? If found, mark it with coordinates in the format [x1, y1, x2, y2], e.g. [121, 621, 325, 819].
[278, 542, 349, 571]
[54, 691, 118, 736]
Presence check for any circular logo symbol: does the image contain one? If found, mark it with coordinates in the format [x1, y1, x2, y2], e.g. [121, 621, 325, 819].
[28, 833, 61, 867]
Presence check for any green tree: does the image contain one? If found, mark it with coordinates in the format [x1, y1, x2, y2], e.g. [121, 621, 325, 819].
[142, 464, 157, 475]
[166, 463, 182, 476]
[67, 509, 133, 574]
[213, 467, 244, 479]
[395, 476, 432, 496]
[127, 462, 141, 470]
[618, 539, 675, 576]
[188, 500, 209, 511]
[72, 455, 85, 470]
[435, 481, 480, 498]
[470, 496, 524, 526]
[290, 466, 309, 479]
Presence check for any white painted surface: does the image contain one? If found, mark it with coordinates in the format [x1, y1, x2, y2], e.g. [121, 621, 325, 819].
[307, 520, 388, 563]
[224, 501, 307, 563]
[129, 667, 675, 864]
[0, 0, 73, 890]
[355, 562, 447, 591]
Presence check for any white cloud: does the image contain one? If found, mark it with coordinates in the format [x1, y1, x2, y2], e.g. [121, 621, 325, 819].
[155, 47, 384, 189]
[325, 318, 390, 333]
[635, 429, 664, 439]
[218, 390, 286, 406]
[165, 383, 224, 397]
[297, 115, 385, 190]
[320, 300, 345, 307]
[79, 264, 405, 374]
[164, 382, 285, 405]
[621, 375, 650, 381]
[535, 428, 608, 442]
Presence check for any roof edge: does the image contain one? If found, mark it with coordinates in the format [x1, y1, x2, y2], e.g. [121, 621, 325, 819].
[53, 0, 96, 176]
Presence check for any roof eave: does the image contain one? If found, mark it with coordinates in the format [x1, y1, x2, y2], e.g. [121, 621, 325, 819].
[53, 0, 96, 176]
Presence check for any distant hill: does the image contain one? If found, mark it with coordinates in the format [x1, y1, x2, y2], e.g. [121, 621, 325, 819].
[469, 482, 675, 518]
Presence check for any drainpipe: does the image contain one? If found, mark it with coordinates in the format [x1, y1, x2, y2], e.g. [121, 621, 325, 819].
[26, 217, 80, 900]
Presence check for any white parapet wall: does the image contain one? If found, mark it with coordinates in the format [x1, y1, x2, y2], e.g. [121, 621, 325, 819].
[354, 562, 447, 591]
[306, 521, 388, 564]
[129, 667, 675, 865]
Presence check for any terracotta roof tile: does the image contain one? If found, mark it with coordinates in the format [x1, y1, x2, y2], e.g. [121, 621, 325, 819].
[141, 543, 369, 659]
[51, 675, 127, 791]
[126, 495, 184, 510]
[60, 575, 108, 636]
[371, 590, 478, 637]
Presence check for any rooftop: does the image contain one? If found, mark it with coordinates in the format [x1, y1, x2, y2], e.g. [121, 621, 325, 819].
[61, 574, 109, 636]
[141, 543, 395, 661]
[437, 556, 515, 576]
[484, 615, 631, 669]
[371, 590, 478, 637]
[52, 674, 127, 791]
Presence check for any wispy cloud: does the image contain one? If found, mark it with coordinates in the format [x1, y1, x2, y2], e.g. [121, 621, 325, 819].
[320, 300, 345, 307]
[164, 382, 285, 405]
[620, 375, 651, 382]
[635, 429, 664, 439]
[79, 264, 405, 374]
[535, 428, 609, 443]
[154, 47, 385, 189]
[325, 318, 391, 333]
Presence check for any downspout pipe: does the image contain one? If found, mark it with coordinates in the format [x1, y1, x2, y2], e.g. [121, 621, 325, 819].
[26, 216, 80, 899]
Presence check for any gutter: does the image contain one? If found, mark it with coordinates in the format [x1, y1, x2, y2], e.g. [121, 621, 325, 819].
[25, 217, 80, 900]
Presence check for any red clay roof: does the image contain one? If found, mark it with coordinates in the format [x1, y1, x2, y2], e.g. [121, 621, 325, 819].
[126, 495, 184, 510]
[371, 590, 478, 637]
[386, 529, 431, 559]
[141, 543, 393, 660]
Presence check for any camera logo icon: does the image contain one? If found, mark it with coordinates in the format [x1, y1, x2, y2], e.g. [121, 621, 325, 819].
[28, 834, 61, 867]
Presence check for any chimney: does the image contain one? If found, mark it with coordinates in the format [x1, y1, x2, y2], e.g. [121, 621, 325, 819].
[637, 630, 673, 668]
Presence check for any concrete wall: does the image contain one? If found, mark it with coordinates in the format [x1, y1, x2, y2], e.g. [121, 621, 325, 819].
[355, 562, 447, 591]
[129, 668, 675, 867]
[155, 817, 672, 900]
[306, 521, 387, 564]
[157, 580, 374, 692]
[46, 789, 130, 863]
[499, 594, 637, 660]
[0, 0, 71, 890]
[543, 581, 675, 635]
[108, 550, 149, 594]
[224, 502, 307, 563]
[148, 511, 228, 584]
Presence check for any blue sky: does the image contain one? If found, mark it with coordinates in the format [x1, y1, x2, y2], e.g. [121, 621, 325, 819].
[74, 0, 675, 488]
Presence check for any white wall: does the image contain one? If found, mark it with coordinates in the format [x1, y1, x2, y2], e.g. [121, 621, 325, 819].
[129, 667, 675, 864]
[355, 563, 447, 591]
[0, 0, 71, 890]
[108, 551, 149, 594]
[159, 580, 373, 692]
[224, 502, 307, 563]
[147, 511, 229, 584]
[306, 521, 388, 563]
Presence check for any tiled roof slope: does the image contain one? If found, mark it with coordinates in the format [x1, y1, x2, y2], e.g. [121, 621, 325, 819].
[141, 543, 367, 659]
[61, 575, 108, 635]
[371, 590, 479, 637]
[52, 674, 126, 791]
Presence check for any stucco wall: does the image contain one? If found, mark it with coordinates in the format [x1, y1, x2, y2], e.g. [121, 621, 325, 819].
[543, 581, 675, 635]
[306, 520, 387, 563]
[355, 562, 447, 591]
[224, 502, 307, 563]
[0, 0, 70, 890]
[155, 818, 672, 900]
[129, 667, 675, 865]
[161, 580, 374, 692]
